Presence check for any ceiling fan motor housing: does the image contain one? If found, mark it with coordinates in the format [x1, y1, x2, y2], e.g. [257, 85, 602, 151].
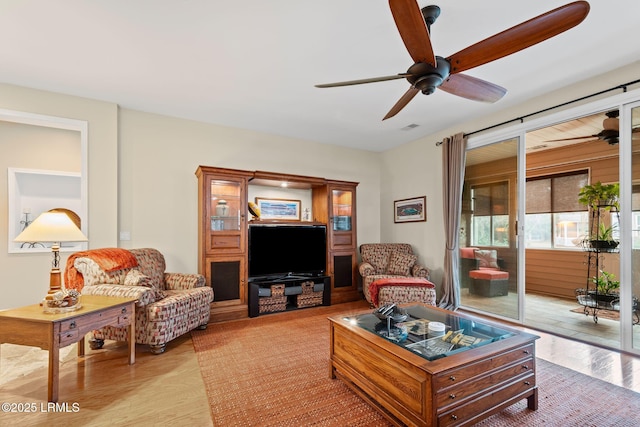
[406, 56, 451, 95]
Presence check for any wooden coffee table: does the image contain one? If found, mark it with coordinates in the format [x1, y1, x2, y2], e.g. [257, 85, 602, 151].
[329, 303, 539, 426]
[0, 295, 136, 402]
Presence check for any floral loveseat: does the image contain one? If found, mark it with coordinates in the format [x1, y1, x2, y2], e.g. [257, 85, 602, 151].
[358, 243, 436, 307]
[64, 248, 214, 354]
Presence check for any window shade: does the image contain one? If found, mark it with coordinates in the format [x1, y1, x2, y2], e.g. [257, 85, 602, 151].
[633, 184, 640, 210]
[526, 171, 588, 214]
[472, 181, 508, 216]
[526, 179, 551, 214]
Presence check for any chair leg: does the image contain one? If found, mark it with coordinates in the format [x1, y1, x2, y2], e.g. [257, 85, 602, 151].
[149, 344, 166, 355]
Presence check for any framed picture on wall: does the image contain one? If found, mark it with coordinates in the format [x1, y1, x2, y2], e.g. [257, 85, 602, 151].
[394, 196, 427, 223]
[256, 197, 301, 220]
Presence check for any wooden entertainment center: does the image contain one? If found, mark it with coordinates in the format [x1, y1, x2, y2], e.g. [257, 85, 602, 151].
[196, 166, 359, 322]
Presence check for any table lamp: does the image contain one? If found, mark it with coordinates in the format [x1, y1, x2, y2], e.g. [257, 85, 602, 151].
[14, 211, 88, 295]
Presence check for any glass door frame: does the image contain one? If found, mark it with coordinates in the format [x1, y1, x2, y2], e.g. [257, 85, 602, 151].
[464, 88, 640, 356]
[465, 130, 525, 323]
[620, 100, 639, 351]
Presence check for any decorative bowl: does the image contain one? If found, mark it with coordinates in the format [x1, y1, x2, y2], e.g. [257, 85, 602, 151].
[42, 289, 82, 313]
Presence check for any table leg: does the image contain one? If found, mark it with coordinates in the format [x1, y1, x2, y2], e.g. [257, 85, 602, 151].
[127, 305, 135, 365]
[48, 339, 60, 402]
[77, 334, 85, 357]
[527, 387, 539, 410]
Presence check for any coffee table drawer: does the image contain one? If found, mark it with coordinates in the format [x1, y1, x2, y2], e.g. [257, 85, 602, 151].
[434, 343, 534, 390]
[438, 373, 536, 427]
[436, 357, 535, 409]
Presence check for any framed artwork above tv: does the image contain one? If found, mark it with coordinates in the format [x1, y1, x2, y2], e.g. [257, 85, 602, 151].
[255, 197, 301, 221]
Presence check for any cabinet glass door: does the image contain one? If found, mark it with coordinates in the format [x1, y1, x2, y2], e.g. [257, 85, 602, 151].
[332, 189, 353, 232]
[210, 179, 241, 231]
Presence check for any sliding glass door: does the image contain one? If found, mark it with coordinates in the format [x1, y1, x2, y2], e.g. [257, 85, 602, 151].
[624, 103, 640, 351]
[460, 137, 520, 320]
[457, 92, 640, 355]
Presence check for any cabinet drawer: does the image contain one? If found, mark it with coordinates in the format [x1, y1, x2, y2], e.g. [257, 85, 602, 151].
[332, 233, 353, 247]
[435, 344, 534, 390]
[210, 234, 241, 250]
[436, 357, 535, 408]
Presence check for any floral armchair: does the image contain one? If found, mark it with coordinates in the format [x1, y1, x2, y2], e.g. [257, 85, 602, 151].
[358, 243, 433, 306]
[65, 248, 214, 354]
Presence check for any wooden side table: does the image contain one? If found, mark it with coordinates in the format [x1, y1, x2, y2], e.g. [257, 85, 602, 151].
[0, 295, 136, 402]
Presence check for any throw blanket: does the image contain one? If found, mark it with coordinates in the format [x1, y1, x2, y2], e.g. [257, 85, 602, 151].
[369, 277, 435, 307]
[64, 248, 138, 291]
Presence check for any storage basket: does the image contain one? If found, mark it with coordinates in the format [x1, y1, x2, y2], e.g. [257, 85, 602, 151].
[258, 284, 287, 313]
[296, 292, 323, 308]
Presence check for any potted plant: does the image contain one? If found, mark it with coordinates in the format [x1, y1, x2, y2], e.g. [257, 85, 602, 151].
[589, 270, 620, 304]
[578, 181, 619, 210]
[589, 223, 619, 250]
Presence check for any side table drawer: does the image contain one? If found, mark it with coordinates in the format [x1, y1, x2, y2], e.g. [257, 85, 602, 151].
[59, 305, 132, 335]
[58, 329, 79, 347]
[118, 313, 132, 325]
[434, 343, 535, 390]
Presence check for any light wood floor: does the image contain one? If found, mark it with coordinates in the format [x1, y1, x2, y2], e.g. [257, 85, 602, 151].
[1, 300, 639, 426]
[461, 290, 640, 350]
[0, 335, 213, 426]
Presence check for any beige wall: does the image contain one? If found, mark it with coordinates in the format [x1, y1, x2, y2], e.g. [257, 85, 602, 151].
[0, 84, 118, 309]
[117, 109, 382, 273]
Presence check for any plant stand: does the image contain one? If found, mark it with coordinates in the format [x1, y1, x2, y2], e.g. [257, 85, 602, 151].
[576, 204, 619, 323]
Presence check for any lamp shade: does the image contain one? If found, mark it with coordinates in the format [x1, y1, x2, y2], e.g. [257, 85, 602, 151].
[14, 212, 88, 243]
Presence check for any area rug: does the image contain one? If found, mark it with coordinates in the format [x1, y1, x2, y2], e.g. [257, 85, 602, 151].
[192, 303, 640, 426]
[0, 343, 75, 385]
[570, 306, 620, 321]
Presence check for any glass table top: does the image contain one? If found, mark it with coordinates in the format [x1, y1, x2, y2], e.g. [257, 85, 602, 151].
[345, 304, 515, 361]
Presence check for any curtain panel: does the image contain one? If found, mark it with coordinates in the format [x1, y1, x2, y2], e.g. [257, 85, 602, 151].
[439, 132, 466, 310]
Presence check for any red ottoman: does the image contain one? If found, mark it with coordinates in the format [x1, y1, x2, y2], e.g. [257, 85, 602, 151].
[469, 269, 509, 297]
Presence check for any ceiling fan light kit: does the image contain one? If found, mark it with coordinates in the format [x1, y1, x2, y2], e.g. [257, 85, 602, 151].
[315, 1, 590, 120]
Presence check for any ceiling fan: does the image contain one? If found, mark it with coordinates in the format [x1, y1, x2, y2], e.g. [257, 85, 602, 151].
[315, 1, 590, 120]
[545, 110, 640, 145]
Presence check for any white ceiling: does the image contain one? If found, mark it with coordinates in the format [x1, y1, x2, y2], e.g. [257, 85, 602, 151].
[1, 1, 638, 152]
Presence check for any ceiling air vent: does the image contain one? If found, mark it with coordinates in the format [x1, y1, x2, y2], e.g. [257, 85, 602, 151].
[401, 123, 420, 131]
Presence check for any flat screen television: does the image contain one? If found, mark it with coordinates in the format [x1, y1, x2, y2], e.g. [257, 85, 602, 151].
[248, 224, 326, 280]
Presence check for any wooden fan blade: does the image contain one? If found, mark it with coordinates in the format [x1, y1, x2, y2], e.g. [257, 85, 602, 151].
[447, 1, 590, 75]
[439, 74, 506, 103]
[315, 74, 409, 88]
[383, 87, 420, 120]
[389, 0, 436, 66]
